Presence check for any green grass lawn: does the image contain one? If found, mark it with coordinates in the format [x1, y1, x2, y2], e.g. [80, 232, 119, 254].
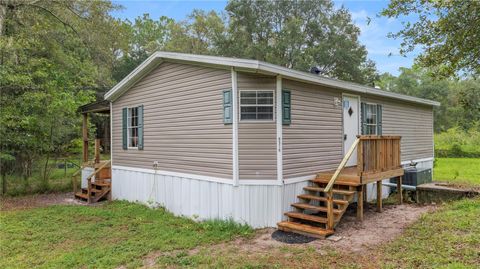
[1, 197, 478, 268]
[381, 197, 480, 268]
[434, 158, 480, 186]
[155, 198, 480, 268]
[0, 201, 252, 269]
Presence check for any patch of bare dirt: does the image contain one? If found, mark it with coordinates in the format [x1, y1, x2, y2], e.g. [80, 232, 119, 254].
[140, 203, 437, 268]
[0, 192, 85, 211]
[211, 203, 436, 254]
[314, 203, 436, 252]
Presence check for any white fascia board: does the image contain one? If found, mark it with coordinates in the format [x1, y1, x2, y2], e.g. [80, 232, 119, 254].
[105, 51, 440, 107]
[104, 53, 163, 101]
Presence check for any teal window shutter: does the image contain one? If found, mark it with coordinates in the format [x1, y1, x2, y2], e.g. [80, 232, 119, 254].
[376, 104, 382, 135]
[223, 89, 232, 124]
[138, 105, 144, 150]
[122, 107, 128, 150]
[360, 102, 367, 135]
[282, 90, 291, 125]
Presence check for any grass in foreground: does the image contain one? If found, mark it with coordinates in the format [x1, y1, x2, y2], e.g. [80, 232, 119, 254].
[381, 197, 480, 268]
[154, 198, 480, 268]
[0, 201, 252, 269]
[434, 158, 480, 186]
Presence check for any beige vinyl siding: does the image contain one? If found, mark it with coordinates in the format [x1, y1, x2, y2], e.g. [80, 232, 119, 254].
[362, 96, 434, 161]
[237, 73, 277, 180]
[282, 79, 343, 179]
[112, 61, 233, 178]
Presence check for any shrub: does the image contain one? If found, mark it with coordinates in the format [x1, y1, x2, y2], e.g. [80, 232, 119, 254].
[435, 124, 480, 157]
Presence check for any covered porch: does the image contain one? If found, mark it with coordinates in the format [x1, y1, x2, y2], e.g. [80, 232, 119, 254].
[72, 100, 112, 203]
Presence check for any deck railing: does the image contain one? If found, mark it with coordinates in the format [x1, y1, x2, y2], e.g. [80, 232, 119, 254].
[86, 160, 111, 203]
[357, 135, 402, 177]
[323, 135, 402, 230]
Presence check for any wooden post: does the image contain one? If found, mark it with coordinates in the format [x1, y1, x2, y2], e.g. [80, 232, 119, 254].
[357, 138, 363, 177]
[397, 176, 403, 204]
[357, 185, 364, 221]
[82, 113, 88, 163]
[326, 190, 334, 230]
[377, 180, 382, 212]
[94, 138, 101, 164]
[72, 175, 77, 195]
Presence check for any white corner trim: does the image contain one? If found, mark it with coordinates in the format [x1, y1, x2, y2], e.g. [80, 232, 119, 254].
[232, 67, 239, 186]
[110, 102, 113, 164]
[276, 75, 283, 185]
[401, 157, 434, 165]
[111, 165, 233, 185]
[284, 174, 316, 185]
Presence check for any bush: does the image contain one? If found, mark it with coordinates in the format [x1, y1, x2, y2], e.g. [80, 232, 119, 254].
[435, 125, 480, 157]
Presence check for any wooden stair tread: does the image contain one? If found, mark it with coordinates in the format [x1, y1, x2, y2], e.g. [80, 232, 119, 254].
[297, 194, 349, 205]
[285, 212, 328, 223]
[277, 221, 334, 238]
[292, 203, 342, 214]
[81, 188, 103, 193]
[91, 182, 110, 187]
[74, 192, 88, 199]
[303, 186, 355, 196]
[311, 178, 361, 187]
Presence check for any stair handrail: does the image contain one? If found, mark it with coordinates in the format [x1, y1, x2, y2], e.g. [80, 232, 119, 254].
[324, 138, 360, 193]
[86, 160, 111, 203]
[323, 137, 359, 230]
[71, 168, 83, 195]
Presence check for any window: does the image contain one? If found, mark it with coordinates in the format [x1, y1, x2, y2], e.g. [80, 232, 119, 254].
[364, 103, 377, 135]
[127, 107, 139, 148]
[240, 90, 274, 121]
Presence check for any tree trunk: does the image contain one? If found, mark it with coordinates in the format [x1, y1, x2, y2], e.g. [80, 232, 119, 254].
[1, 172, 6, 195]
[0, 2, 6, 37]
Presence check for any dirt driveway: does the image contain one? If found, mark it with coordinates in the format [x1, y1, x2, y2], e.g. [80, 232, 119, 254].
[0, 192, 84, 211]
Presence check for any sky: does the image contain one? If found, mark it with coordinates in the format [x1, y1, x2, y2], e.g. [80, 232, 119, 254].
[111, 0, 419, 76]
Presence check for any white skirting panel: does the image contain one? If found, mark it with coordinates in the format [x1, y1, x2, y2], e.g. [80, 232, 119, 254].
[81, 167, 94, 189]
[112, 167, 283, 228]
[282, 179, 311, 218]
[111, 159, 433, 227]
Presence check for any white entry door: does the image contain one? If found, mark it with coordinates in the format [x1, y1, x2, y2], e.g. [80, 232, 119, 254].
[343, 95, 360, 167]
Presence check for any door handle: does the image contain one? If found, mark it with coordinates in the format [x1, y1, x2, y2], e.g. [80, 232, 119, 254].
[344, 134, 347, 141]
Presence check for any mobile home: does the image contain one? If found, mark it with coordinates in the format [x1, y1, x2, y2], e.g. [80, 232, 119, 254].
[78, 52, 438, 237]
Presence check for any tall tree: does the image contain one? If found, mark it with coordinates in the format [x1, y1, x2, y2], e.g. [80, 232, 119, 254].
[381, 0, 480, 78]
[164, 10, 226, 55]
[113, 14, 172, 81]
[222, 0, 378, 85]
[376, 67, 480, 132]
[0, 0, 118, 190]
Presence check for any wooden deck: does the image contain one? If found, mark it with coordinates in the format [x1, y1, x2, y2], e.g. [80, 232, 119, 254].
[316, 165, 404, 186]
[278, 135, 405, 238]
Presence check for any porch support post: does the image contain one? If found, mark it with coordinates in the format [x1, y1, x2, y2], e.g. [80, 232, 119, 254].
[82, 113, 88, 164]
[356, 185, 364, 221]
[94, 138, 101, 164]
[397, 176, 403, 204]
[376, 180, 383, 212]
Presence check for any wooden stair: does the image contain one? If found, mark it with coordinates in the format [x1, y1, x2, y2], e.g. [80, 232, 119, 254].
[74, 160, 112, 204]
[277, 175, 358, 239]
[75, 179, 111, 203]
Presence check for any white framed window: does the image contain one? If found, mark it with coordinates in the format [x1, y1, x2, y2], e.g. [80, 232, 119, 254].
[127, 106, 139, 148]
[239, 90, 274, 121]
[364, 103, 377, 135]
